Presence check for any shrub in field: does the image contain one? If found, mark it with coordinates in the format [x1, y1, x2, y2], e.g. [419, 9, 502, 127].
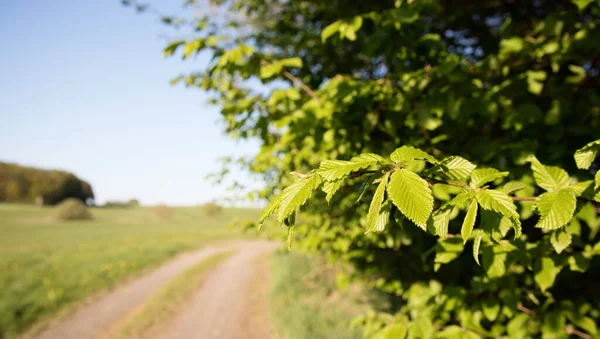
[154, 204, 174, 219]
[52, 198, 92, 221]
[128, 0, 600, 337]
[199, 201, 223, 216]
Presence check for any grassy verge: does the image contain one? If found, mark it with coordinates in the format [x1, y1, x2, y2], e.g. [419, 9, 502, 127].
[269, 251, 388, 339]
[0, 203, 256, 338]
[102, 250, 237, 339]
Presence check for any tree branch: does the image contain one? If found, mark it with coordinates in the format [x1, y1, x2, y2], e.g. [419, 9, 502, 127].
[282, 70, 320, 101]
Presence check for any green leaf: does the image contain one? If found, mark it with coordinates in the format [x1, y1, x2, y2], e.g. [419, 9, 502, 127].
[321, 21, 342, 42]
[163, 40, 185, 57]
[390, 145, 437, 164]
[276, 175, 322, 223]
[371, 324, 407, 339]
[366, 173, 390, 232]
[535, 189, 577, 230]
[534, 257, 562, 292]
[322, 180, 343, 203]
[482, 299, 500, 322]
[317, 153, 384, 181]
[387, 169, 434, 230]
[596, 171, 600, 190]
[278, 57, 303, 68]
[569, 180, 594, 196]
[572, 0, 595, 11]
[470, 168, 509, 187]
[427, 191, 469, 237]
[258, 194, 282, 229]
[526, 70, 547, 95]
[500, 181, 526, 194]
[476, 189, 521, 238]
[437, 156, 477, 180]
[260, 63, 283, 79]
[356, 174, 377, 203]
[574, 139, 600, 170]
[550, 228, 572, 254]
[473, 230, 483, 265]
[462, 199, 478, 243]
[428, 205, 452, 237]
[182, 39, 206, 59]
[372, 200, 392, 233]
[529, 156, 570, 191]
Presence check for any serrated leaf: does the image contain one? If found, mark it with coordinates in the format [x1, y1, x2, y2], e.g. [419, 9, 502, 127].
[470, 168, 509, 187]
[372, 200, 392, 233]
[387, 169, 434, 230]
[473, 230, 483, 265]
[500, 181, 526, 194]
[277, 175, 322, 223]
[322, 180, 343, 203]
[529, 156, 570, 191]
[367, 173, 390, 232]
[427, 191, 469, 237]
[476, 189, 521, 238]
[480, 210, 513, 242]
[569, 182, 600, 199]
[437, 156, 476, 180]
[428, 205, 452, 237]
[535, 189, 577, 230]
[317, 153, 383, 181]
[462, 199, 478, 243]
[534, 257, 562, 292]
[356, 174, 377, 203]
[321, 20, 342, 43]
[550, 229, 572, 254]
[258, 194, 282, 229]
[574, 140, 600, 169]
[390, 145, 437, 164]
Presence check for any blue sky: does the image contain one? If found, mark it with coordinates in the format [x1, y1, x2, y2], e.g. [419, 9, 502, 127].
[0, 1, 261, 206]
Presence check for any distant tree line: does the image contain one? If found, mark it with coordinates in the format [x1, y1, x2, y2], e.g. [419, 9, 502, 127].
[0, 162, 94, 205]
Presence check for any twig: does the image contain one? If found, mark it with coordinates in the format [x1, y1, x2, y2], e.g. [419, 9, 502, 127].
[517, 303, 535, 316]
[565, 325, 593, 339]
[282, 70, 320, 101]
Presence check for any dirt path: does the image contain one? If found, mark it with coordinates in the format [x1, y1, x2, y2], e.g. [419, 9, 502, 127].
[33, 240, 278, 339]
[153, 241, 279, 339]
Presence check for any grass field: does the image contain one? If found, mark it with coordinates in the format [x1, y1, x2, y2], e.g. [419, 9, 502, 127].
[269, 251, 390, 339]
[0, 203, 257, 338]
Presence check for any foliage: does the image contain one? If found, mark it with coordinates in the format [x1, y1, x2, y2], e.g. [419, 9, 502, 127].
[0, 162, 94, 205]
[199, 200, 223, 216]
[0, 203, 253, 338]
[51, 198, 93, 221]
[127, 0, 600, 337]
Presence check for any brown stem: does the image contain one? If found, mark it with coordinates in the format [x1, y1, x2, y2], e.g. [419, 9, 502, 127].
[282, 70, 320, 101]
[517, 303, 535, 316]
[565, 325, 593, 339]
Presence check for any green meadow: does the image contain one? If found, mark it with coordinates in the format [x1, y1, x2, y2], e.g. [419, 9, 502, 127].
[0, 203, 256, 338]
